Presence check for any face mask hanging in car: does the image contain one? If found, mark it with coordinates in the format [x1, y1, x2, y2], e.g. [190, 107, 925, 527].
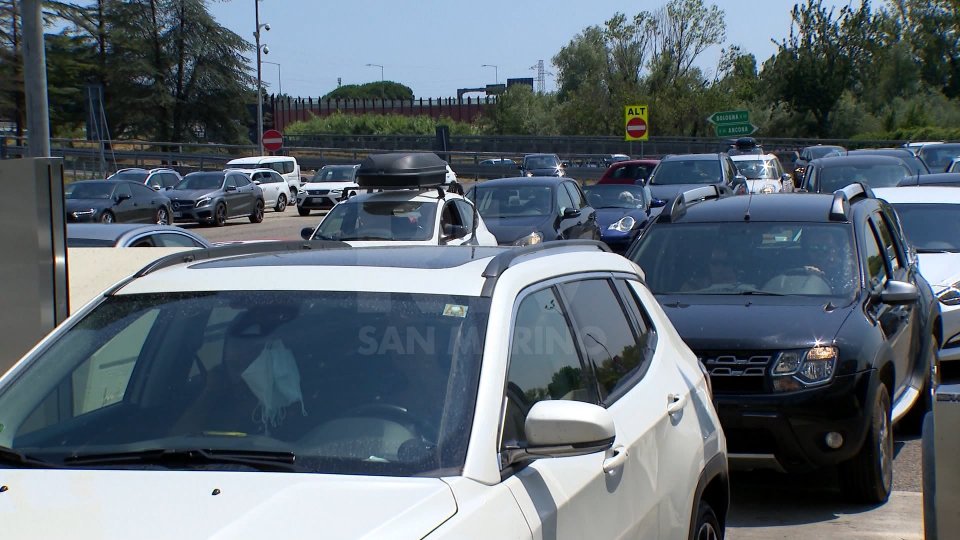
[241, 339, 307, 433]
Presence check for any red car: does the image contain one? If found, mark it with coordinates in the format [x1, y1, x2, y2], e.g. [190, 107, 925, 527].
[597, 159, 660, 185]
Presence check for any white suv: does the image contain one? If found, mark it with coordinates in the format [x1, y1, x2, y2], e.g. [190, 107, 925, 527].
[0, 242, 727, 539]
[225, 155, 301, 197]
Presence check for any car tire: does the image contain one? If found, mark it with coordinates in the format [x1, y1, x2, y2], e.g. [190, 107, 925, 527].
[249, 200, 264, 223]
[100, 211, 115, 224]
[155, 206, 170, 225]
[840, 382, 893, 504]
[275, 194, 287, 212]
[298, 208, 310, 217]
[690, 498, 722, 540]
[213, 203, 227, 227]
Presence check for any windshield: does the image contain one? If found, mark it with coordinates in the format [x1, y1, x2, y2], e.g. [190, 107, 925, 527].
[808, 146, 845, 159]
[175, 173, 224, 191]
[523, 155, 559, 169]
[819, 163, 909, 193]
[110, 171, 148, 183]
[891, 203, 960, 253]
[610, 164, 653, 182]
[734, 159, 778, 179]
[314, 200, 437, 241]
[651, 159, 721, 185]
[632, 222, 859, 297]
[227, 163, 259, 170]
[67, 183, 114, 199]
[0, 291, 488, 476]
[919, 145, 960, 171]
[582, 185, 647, 209]
[469, 185, 554, 218]
[312, 167, 357, 182]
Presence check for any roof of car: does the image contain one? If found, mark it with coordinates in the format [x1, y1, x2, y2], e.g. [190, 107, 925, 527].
[665, 193, 862, 223]
[730, 153, 778, 161]
[224, 168, 277, 175]
[342, 189, 463, 204]
[72, 179, 142, 186]
[609, 159, 660, 167]
[847, 148, 915, 157]
[226, 156, 297, 164]
[67, 224, 209, 246]
[661, 153, 722, 162]
[809, 155, 906, 167]
[320, 164, 361, 169]
[523, 153, 558, 158]
[874, 186, 960, 204]
[472, 177, 566, 187]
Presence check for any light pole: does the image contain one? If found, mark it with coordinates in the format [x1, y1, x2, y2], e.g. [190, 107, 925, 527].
[254, 0, 270, 154]
[365, 63, 384, 100]
[481, 64, 498, 84]
[263, 60, 282, 96]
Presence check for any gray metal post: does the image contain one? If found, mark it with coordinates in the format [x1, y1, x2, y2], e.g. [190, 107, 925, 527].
[21, 0, 50, 157]
[255, 0, 264, 155]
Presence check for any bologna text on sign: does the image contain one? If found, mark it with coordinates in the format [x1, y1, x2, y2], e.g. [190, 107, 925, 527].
[624, 105, 649, 141]
[707, 110, 749, 125]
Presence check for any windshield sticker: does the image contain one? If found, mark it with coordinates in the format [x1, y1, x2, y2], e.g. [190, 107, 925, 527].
[443, 304, 468, 318]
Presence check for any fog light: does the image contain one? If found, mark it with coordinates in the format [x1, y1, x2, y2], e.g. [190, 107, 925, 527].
[825, 432, 844, 449]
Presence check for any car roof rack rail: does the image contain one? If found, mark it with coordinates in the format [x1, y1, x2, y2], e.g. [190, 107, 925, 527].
[657, 185, 723, 223]
[829, 182, 875, 221]
[480, 240, 611, 296]
[133, 240, 352, 277]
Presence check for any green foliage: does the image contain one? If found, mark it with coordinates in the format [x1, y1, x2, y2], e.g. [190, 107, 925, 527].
[323, 82, 414, 100]
[284, 111, 480, 136]
[483, 85, 558, 135]
[0, 0, 23, 134]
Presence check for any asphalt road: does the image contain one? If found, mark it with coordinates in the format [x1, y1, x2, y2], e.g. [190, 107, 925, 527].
[174, 210, 926, 539]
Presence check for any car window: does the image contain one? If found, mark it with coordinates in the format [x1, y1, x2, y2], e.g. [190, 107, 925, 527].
[115, 183, 133, 198]
[651, 159, 722, 185]
[234, 175, 251, 187]
[563, 181, 586, 209]
[806, 166, 818, 191]
[155, 233, 206, 248]
[130, 183, 156, 198]
[224, 176, 237, 189]
[560, 279, 651, 402]
[863, 224, 889, 290]
[454, 200, 475, 232]
[724, 157, 737, 180]
[471, 185, 554, 218]
[283, 161, 295, 174]
[162, 174, 180, 188]
[271, 171, 286, 184]
[146, 176, 163, 190]
[501, 287, 594, 449]
[872, 213, 903, 272]
[439, 201, 461, 230]
[556, 183, 575, 212]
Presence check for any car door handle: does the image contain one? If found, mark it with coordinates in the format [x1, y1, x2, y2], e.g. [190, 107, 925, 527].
[667, 393, 686, 416]
[602, 445, 628, 474]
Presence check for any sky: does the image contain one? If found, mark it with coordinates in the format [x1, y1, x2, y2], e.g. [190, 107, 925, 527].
[208, 0, 850, 99]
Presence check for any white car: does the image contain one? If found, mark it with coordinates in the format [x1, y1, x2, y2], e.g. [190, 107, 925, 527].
[0, 241, 728, 539]
[303, 189, 498, 247]
[948, 158, 960, 174]
[226, 155, 302, 198]
[227, 168, 291, 212]
[876, 186, 960, 366]
[296, 164, 361, 216]
[731, 153, 792, 193]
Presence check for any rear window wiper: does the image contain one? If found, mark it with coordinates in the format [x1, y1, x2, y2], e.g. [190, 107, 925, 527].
[64, 448, 298, 472]
[0, 445, 62, 469]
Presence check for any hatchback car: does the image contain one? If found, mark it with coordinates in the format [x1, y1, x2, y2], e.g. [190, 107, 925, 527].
[918, 142, 960, 172]
[520, 153, 565, 177]
[0, 242, 728, 539]
[846, 148, 930, 177]
[66, 180, 174, 225]
[628, 184, 937, 503]
[466, 177, 600, 246]
[297, 164, 361, 216]
[793, 145, 847, 180]
[302, 189, 497, 247]
[800, 155, 912, 194]
[646, 153, 747, 206]
[597, 159, 660, 186]
[166, 171, 265, 226]
[730, 153, 793, 193]
[228, 168, 291, 212]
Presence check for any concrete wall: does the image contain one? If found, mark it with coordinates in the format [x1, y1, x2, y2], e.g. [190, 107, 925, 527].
[66, 247, 193, 313]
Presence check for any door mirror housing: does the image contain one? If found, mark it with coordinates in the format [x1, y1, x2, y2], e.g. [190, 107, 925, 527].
[880, 280, 919, 305]
[442, 223, 469, 240]
[300, 227, 315, 241]
[561, 207, 581, 218]
[115, 193, 131, 202]
[253, 180, 261, 185]
[504, 401, 616, 466]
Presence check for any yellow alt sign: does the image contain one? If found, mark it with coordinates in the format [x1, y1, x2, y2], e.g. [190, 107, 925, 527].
[625, 105, 649, 141]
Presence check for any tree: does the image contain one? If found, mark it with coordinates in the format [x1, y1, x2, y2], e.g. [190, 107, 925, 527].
[646, 0, 726, 92]
[323, 82, 414, 100]
[891, 0, 960, 98]
[0, 0, 24, 136]
[484, 84, 557, 135]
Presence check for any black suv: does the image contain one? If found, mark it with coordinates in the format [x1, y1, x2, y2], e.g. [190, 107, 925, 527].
[646, 153, 747, 206]
[627, 184, 937, 503]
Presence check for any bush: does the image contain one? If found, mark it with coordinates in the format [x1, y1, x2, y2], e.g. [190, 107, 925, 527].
[284, 112, 481, 136]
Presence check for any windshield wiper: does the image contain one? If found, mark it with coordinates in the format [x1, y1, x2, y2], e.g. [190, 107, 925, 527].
[917, 249, 959, 254]
[734, 290, 786, 296]
[64, 448, 297, 472]
[0, 445, 62, 469]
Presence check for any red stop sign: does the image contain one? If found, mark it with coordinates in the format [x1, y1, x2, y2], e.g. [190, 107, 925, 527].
[626, 117, 647, 139]
[262, 129, 283, 152]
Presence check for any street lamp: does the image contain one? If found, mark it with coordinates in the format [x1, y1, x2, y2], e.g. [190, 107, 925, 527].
[481, 64, 498, 84]
[263, 60, 282, 96]
[365, 63, 384, 83]
[254, 0, 270, 154]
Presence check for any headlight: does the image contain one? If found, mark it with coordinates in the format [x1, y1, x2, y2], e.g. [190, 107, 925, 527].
[195, 197, 211, 208]
[71, 209, 96, 217]
[771, 346, 838, 391]
[938, 284, 960, 306]
[760, 185, 775, 194]
[608, 216, 636, 232]
[557, 169, 565, 177]
[513, 231, 543, 246]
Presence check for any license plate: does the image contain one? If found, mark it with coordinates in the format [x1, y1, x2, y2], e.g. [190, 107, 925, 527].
[305, 198, 315, 204]
[173, 212, 182, 218]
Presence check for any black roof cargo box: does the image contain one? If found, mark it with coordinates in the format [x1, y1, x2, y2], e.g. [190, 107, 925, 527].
[356, 152, 447, 189]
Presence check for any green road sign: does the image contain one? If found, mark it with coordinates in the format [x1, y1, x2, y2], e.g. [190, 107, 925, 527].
[714, 123, 757, 138]
[708, 110, 749, 125]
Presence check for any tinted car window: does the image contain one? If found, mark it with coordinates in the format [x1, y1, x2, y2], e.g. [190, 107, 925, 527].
[161, 174, 180, 188]
[270, 171, 285, 184]
[891, 203, 960, 252]
[873, 214, 903, 272]
[313, 200, 437, 242]
[560, 280, 647, 400]
[234, 175, 251, 187]
[563, 182, 586, 209]
[176, 173, 224, 190]
[130, 183, 157, 198]
[819, 163, 910, 193]
[115, 183, 133, 198]
[919, 145, 960, 171]
[224, 176, 237, 189]
[502, 287, 593, 447]
[556, 183, 575, 212]
[453, 200, 475, 232]
[313, 167, 358, 182]
[864, 225, 889, 289]
[612, 164, 652, 181]
[471, 185, 554, 218]
[154, 233, 206, 248]
[583, 185, 647, 209]
[651, 159, 721, 185]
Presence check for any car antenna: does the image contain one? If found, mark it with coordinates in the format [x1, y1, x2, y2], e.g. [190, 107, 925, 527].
[743, 185, 754, 222]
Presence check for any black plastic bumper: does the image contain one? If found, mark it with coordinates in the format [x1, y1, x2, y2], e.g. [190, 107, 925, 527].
[716, 369, 877, 471]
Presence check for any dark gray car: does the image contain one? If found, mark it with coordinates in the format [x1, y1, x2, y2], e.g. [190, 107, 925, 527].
[166, 171, 265, 226]
[521, 153, 565, 177]
[65, 180, 173, 224]
[646, 153, 747, 206]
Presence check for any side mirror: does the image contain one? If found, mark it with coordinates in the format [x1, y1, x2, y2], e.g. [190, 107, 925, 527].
[225, 185, 237, 192]
[504, 401, 615, 466]
[443, 223, 469, 240]
[116, 193, 131, 202]
[650, 197, 667, 208]
[561, 207, 581, 218]
[880, 280, 919, 305]
[300, 227, 315, 241]
[253, 180, 261, 185]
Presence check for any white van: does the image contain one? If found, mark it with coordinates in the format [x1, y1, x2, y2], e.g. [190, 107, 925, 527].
[226, 156, 301, 196]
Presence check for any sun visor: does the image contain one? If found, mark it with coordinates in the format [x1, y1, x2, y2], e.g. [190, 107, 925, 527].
[356, 152, 448, 189]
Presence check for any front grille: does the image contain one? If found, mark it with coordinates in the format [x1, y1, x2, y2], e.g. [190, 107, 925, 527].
[697, 350, 774, 394]
[307, 189, 329, 196]
[172, 200, 194, 210]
